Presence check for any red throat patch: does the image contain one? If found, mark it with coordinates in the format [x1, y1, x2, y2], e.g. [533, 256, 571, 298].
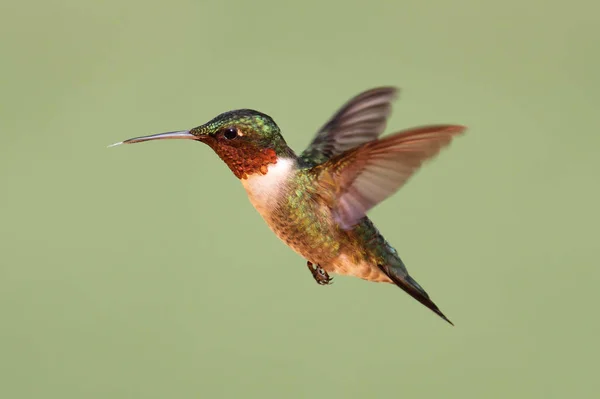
[211, 144, 278, 179]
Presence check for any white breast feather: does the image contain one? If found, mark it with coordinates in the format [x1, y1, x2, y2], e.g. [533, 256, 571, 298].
[241, 158, 294, 215]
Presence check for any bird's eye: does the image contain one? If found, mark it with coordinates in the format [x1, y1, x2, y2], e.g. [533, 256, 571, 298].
[223, 127, 238, 140]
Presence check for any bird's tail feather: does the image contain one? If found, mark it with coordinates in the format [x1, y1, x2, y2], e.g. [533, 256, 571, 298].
[378, 261, 453, 325]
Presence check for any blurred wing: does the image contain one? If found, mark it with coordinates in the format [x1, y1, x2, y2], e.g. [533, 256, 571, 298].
[299, 87, 399, 167]
[317, 125, 466, 229]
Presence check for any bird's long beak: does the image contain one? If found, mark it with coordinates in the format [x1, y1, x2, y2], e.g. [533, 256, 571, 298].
[108, 130, 199, 147]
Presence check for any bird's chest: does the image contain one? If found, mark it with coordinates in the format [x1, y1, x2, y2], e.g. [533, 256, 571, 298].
[241, 163, 341, 263]
[241, 159, 294, 220]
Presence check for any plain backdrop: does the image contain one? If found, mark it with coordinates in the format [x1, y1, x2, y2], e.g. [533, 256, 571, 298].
[1, 0, 598, 398]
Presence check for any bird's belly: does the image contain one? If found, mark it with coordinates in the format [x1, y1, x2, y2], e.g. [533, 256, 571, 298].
[329, 254, 393, 283]
[265, 209, 341, 265]
[247, 195, 392, 283]
[252, 206, 393, 283]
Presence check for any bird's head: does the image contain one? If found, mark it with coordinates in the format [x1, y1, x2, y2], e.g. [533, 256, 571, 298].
[112, 109, 294, 179]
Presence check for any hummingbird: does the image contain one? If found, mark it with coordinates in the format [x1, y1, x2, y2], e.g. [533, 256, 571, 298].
[111, 87, 465, 325]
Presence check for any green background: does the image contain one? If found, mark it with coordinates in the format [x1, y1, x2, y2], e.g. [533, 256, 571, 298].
[1, 0, 598, 398]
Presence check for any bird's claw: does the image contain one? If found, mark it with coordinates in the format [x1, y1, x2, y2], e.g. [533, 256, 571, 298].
[307, 261, 333, 285]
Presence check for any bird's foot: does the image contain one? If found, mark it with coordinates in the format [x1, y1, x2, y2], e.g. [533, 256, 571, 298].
[307, 261, 333, 285]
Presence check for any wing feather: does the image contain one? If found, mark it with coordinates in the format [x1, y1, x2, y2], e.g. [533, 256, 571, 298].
[300, 87, 399, 166]
[316, 125, 466, 229]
